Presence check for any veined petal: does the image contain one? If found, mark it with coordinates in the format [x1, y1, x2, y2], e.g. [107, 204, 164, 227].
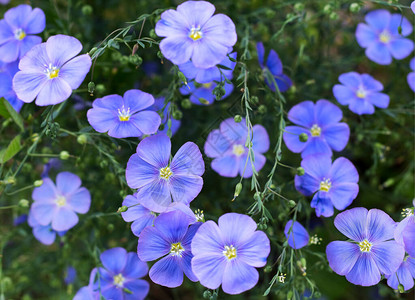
[18, 43, 49, 72]
[315, 99, 343, 127]
[123, 252, 148, 279]
[311, 192, 334, 217]
[13, 71, 47, 103]
[371, 241, 404, 275]
[169, 174, 203, 206]
[159, 36, 194, 65]
[301, 138, 332, 158]
[155, 9, 188, 37]
[300, 154, 331, 180]
[121, 195, 147, 222]
[192, 220, 225, 256]
[238, 231, 270, 267]
[329, 183, 359, 211]
[137, 226, 170, 261]
[154, 210, 190, 243]
[149, 255, 183, 288]
[294, 173, 320, 196]
[211, 155, 239, 178]
[323, 123, 350, 152]
[330, 157, 359, 184]
[177, 0, 216, 28]
[19, 36, 42, 59]
[124, 280, 150, 300]
[219, 117, 247, 143]
[125, 154, 160, 189]
[204, 129, 232, 158]
[100, 247, 127, 274]
[51, 207, 78, 231]
[34, 78, 72, 106]
[135, 134, 171, 169]
[345, 253, 381, 286]
[131, 214, 155, 237]
[86, 107, 117, 134]
[334, 207, 368, 241]
[171, 142, 204, 176]
[192, 38, 229, 69]
[238, 152, 266, 178]
[66, 188, 91, 214]
[386, 259, 415, 291]
[25, 8, 46, 34]
[179, 251, 198, 282]
[191, 253, 226, 289]
[366, 208, 396, 243]
[0, 20, 13, 44]
[287, 101, 314, 128]
[326, 241, 360, 275]
[46, 35, 82, 67]
[129, 111, 161, 135]
[218, 213, 257, 246]
[252, 125, 269, 153]
[123, 89, 155, 112]
[222, 259, 259, 295]
[403, 222, 415, 257]
[4, 5, 32, 29]
[283, 126, 310, 153]
[59, 54, 92, 89]
[284, 220, 309, 249]
[136, 179, 172, 213]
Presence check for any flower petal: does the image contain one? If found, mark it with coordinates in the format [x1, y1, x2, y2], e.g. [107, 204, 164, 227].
[100, 247, 127, 274]
[323, 123, 350, 152]
[12, 71, 47, 103]
[123, 89, 155, 112]
[287, 101, 314, 128]
[311, 192, 334, 217]
[0, 40, 20, 63]
[326, 241, 360, 275]
[0, 20, 13, 45]
[283, 126, 310, 153]
[366, 42, 392, 65]
[192, 220, 225, 256]
[329, 183, 359, 211]
[137, 226, 170, 261]
[32, 177, 58, 202]
[136, 134, 171, 169]
[136, 179, 172, 213]
[218, 213, 257, 246]
[159, 36, 194, 65]
[301, 137, 332, 158]
[59, 54, 92, 89]
[300, 154, 331, 180]
[284, 220, 309, 249]
[365, 10, 390, 31]
[169, 174, 203, 206]
[46, 35, 82, 67]
[192, 38, 229, 69]
[191, 253, 226, 290]
[256, 42, 265, 67]
[349, 98, 375, 115]
[125, 154, 159, 189]
[177, 0, 216, 27]
[66, 188, 91, 214]
[86, 107, 117, 134]
[51, 207, 78, 231]
[388, 38, 414, 60]
[34, 78, 72, 106]
[294, 174, 320, 196]
[4, 5, 31, 28]
[56, 172, 81, 195]
[33, 225, 56, 245]
[345, 253, 381, 286]
[366, 208, 396, 243]
[333, 85, 356, 106]
[330, 157, 359, 183]
[19, 36, 42, 59]
[238, 231, 270, 267]
[386, 259, 415, 291]
[129, 111, 161, 135]
[123, 252, 148, 279]
[211, 155, 239, 178]
[171, 142, 204, 176]
[371, 240, 404, 275]
[315, 99, 343, 127]
[25, 8, 46, 34]
[355, 24, 377, 48]
[124, 280, 150, 300]
[238, 152, 266, 178]
[204, 129, 232, 158]
[266, 49, 282, 75]
[219, 117, 247, 143]
[149, 255, 183, 288]
[365, 92, 389, 109]
[334, 207, 368, 241]
[403, 221, 415, 257]
[252, 124, 269, 153]
[155, 9, 188, 37]
[154, 210, 190, 243]
[31, 202, 56, 226]
[222, 259, 259, 295]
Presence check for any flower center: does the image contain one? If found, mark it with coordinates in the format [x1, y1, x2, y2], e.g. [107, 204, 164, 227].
[359, 239, 372, 252]
[118, 106, 131, 121]
[55, 196, 66, 207]
[14, 28, 26, 40]
[170, 242, 184, 257]
[223, 245, 237, 260]
[401, 208, 414, 218]
[356, 87, 366, 99]
[310, 124, 321, 137]
[232, 144, 245, 157]
[159, 166, 173, 180]
[189, 26, 202, 41]
[379, 30, 391, 44]
[319, 178, 332, 192]
[202, 82, 212, 89]
[113, 273, 125, 288]
[45, 64, 60, 79]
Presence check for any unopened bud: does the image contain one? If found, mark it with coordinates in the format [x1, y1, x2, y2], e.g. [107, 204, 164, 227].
[34, 180, 43, 187]
[19, 199, 29, 207]
[234, 183, 242, 198]
[299, 133, 308, 142]
[4, 177, 16, 185]
[181, 99, 192, 109]
[88, 81, 95, 95]
[117, 206, 128, 213]
[77, 134, 88, 145]
[296, 167, 305, 176]
[234, 115, 242, 123]
[172, 110, 183, 120]
[398, 284, 405, 293]
[349, 3, 361, 13]
[288, 200, 297, 208]
[59, 151, 70, 160]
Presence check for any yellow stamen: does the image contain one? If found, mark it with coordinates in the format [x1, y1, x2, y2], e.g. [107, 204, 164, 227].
[356, 88, 366, 99]
[56, 196, 66, 207]
[358, 239, 372, 252]
[160, 166, 173, 180]
[310, 124, 321, 137]
[189, 26, 202, 41]
[118, 106, 131, 121]
[15, 29, 26, 40]
[223, 245, 237, 260]
[379, 30, 391, 43]
[232, 144, 245, 157]
[170, 242, 184, 257]
[113, 273, 125, 287]
[319, 178, 332, 192]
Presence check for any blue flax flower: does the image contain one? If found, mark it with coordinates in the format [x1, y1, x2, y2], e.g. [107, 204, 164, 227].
[191, 213, 270, 295]
[394, 201, 415, 257]
[28, 207, 66, 245]
[148, 97, 181, 136]
[333, 72, 390, 115]
[74, 268, 98, 300]
[284, 220, 309, 249]
[137, 210, 200, 288]
[155, 1, 237, 68]
[126, 134, 204, 213]
[178, 52, 237, 84]
[412, 2, 415, 14]
[180, 80, 234, 105]
[87, 89, 161, 138]
[31, 172, 91, 231]
[94, 248, 149, 300]
[0, 4, 45, 62]
[257, 42, 292, 92]
[204, 117, 269, 178]
[13, 34, 92, 106]
[0, 61, 24, 112]
[295, 155, 359, 217]
[386, 257, 415, 291]
[408, 58, 415, 92]
[283, 100, 350, 158]
[326, 207, 405, 286]
[64, 266, 77, 285]
[355, 9, 413, 65]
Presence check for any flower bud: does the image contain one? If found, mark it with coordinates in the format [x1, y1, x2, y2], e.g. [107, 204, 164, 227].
[349, 3, 361, 13]
[117, 206, 128, 213]
[34, 180, 43, 187]
[88, 81, 95, 95]
[172, 110, 183, 120]
[296, 167, 305, 176]
[234, 183, 242, 198]
[258, 105, 267, 114]
[234, 115, 242, 123]
[250, 96, 259, 104]
[19, 199, 29, 207]
[181, 99, 192, 109]
[288, 200, 297, 208]
[4, 177, 16, 185]
[77, 134, 88, 145]
[203, 290, 212, 299]
[398, 284, 405, 293]
[299, 133, 308, 142]
[95, 84, 106, 94]
[59, 151, 70, 160]
[149, 29, 157, 39]
[88, 47, 98, 56]
[82, 5, 93, 15]
[264, 265, 272, 273]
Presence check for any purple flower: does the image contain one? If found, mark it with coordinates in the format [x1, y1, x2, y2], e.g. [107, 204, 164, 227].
[64, 266, 77, 285]
[27, 207, 66, 245]
[204, 118, 269, 178]
[386, 257, 415, 291]
[94, 248, 149, 300]
[0, 61, 24, 111]
[191, 213, 270, 295]
[155, 0, 237, 68]
[412, 2, 415, 14]
[180, 80, 234, 105]
[408, 58, 415, 92]
[74, 268, 98, 300]
[41, 158, 61, 178]
[137, 210, 200, 288]
[326, 207, 405, 286]
[295, 155, 359, 217]
[13, 34, 92, 106]
[0, 0, 10, 5]
[126, 134, 204, 213]
[148, 97, 181, 136]
[31, 172, 91, 231]
[394, 202, 415, 257]
[87, 89, 161, 138]
[0, 4, 45, 62]
[178, 52, 237, 84]
[333, 72, 390, 115]
[355, 9, 413, 65]
[13, 214, 27, 226]
[257, 42, 292, 92]
[283, 100, 350, 158]
[284, 220, 309, 249]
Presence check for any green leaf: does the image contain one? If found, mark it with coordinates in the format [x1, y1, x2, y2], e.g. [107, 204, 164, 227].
[1, 135, 22, 164]
[0, 98, 24, 131]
